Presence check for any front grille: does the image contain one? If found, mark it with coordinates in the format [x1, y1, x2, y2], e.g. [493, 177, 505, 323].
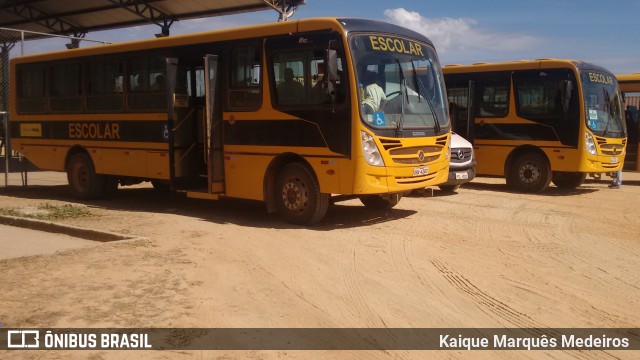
[389, 145, 442, 165]
[601, 163, 619, 169]
[450, 148, 473, 164]
[395, 172, 437, 184]
[379, 138, 402, 151]
[600, 144, 624, 156]
[595, 136, 625, 156]
[435, 135, 448, 146]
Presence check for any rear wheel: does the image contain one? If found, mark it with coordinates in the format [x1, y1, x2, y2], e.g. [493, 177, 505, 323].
[359, 193, 402, 209]
[552, 171, 586, 189]
[66, 153, 105, 199]
[276, 162, 329, 225]
[508, 153, 552, 193]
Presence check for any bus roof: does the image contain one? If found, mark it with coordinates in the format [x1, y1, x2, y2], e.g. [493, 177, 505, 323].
[617, 73, 640, 93]
[11, 17, 435, 65]
[442, 58, 613, 75]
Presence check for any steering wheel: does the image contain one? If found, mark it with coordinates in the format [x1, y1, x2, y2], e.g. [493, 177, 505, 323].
[385, 91, 402, 98]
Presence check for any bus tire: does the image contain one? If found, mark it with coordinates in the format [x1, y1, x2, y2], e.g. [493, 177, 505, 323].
[276, 162, 329, 225]
[359, 193, 402, 209]
[438, 185, 460, 192]
[508, 153, 552, 193]
[552, 171, 586, 189]
[66, 153, 105, 199]
[151, 180, 171, 192]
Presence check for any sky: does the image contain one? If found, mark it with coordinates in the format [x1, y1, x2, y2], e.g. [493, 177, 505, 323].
[14, 0, 640, 74]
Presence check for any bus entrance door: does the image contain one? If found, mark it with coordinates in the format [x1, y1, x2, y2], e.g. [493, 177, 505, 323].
[449, 80, 475, 142]
[167, 58, 202, 190]
[204, 54, 225, 193]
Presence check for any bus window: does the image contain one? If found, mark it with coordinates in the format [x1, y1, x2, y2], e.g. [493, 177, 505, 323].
[85, 59, 124, 112]
[228, 45, 261, 110]
[272, 50, 344, 107]
[478, 74, 509, 117]
[50, 62, 82, 113]
[273, 52, 305, 106]
[128, 55, 167, 111]
[16, 64, 46, 114]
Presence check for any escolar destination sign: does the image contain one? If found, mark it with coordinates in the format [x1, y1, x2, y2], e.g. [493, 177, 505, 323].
[368, 35, 425, 56]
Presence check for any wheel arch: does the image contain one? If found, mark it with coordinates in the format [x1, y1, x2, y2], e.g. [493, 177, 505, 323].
[263, 153, 316, 214]
[65, 145, 91, 171]
[503, 145, 549, 178]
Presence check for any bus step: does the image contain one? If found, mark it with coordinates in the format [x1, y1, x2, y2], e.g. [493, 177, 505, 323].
[186, 189, 221, 200]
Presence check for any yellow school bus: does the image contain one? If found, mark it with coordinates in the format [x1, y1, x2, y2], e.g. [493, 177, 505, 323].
[9, 18, 451, 225]
[443, 59, 626, 192]
[617, 73, 639, 171]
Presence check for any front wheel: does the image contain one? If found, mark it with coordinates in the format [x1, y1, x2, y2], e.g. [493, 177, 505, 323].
[552, 172, 586, 189]
[359, 193, 402, 210]
[275, 163, 329, 225]
[507, 153, 552, 193]
[66, 153, 105, 199]
[438, 185, 460, 192]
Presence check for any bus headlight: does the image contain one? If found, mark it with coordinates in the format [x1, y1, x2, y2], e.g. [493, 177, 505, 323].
[361, 131, 384, 166]
[585, 132, 597, 155]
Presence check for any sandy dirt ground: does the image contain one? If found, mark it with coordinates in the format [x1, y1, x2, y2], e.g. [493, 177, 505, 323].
[0, 173, 639, 359]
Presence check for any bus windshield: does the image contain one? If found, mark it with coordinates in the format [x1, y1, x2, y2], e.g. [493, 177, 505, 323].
[581, 71, 625, 136]
[350, 34, 449, 134]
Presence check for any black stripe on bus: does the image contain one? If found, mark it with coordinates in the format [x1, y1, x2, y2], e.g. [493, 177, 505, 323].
[224, 120, 327, 148]
[475, 123, 559, 142]
[10, 121, 169, 143]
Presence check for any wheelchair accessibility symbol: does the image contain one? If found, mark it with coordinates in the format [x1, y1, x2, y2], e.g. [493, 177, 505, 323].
[373, 112, 386, 126]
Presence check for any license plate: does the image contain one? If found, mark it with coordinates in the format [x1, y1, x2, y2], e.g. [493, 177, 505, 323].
[610, 157, 618, 164]
[455, 172, 469, 180]
[412, 166, 429, 176]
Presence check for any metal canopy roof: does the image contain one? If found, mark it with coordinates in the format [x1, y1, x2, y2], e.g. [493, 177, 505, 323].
[0, 0, 305, 42]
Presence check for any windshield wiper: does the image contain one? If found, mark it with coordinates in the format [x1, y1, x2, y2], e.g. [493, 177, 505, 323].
[602, 88, 612, 137]
[412, 60, 441, 134]
[395, 59, 406, 137]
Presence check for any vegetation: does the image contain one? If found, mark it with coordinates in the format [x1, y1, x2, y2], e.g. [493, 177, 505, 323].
[0, 203, 94, 220]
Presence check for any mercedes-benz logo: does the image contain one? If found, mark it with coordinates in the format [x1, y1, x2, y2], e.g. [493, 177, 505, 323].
[457, 149, 465, 160]
[418, 150, 425, 162]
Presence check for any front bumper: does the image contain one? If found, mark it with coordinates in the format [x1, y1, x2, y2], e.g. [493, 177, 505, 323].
[442, 167, 476, 186]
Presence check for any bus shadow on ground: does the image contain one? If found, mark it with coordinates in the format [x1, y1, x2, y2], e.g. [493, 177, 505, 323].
[0, 185, 416, 231]
[584, 179, 640, 187]
[462, 181, 600, 196]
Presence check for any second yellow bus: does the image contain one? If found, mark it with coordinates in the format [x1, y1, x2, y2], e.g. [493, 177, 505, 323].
[443, 59, 626, 192]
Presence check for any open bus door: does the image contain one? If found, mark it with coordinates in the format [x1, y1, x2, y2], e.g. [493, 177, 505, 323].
[449, 80, 476, 142]
[166, 58, 201, 189]
[623, 103, 639, 171]
[204, 54, 225, 193]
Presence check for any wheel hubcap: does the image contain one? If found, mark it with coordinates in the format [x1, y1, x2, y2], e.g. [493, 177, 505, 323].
[519, 162, 540, 184]
[281, 179, 308, 211]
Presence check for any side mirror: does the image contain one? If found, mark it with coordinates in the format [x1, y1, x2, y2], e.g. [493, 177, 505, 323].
[326, 49, 338, 82]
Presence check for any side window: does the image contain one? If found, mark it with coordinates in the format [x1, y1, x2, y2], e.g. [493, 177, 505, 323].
[127, 55, 167, 111]
[228, 45, 261, 110]
[50, 62, 82, 112]
[514, 70, 575, 121]
[16, 65, 46, 114]
[273, 52, 305, 106]
[85, 59, 124, 112]
[272, 49, 344, 107]
[477, 74, 509, 117]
